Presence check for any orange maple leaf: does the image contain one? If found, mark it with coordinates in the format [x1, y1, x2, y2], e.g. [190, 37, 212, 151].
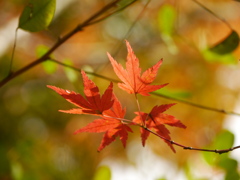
[74, 95, 133, 151]
[108, 40, 167, 96]
[133, 104, 186, 153]
[47, 70, 114, 115]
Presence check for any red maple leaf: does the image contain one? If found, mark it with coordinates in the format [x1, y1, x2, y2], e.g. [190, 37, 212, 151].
[133, 104, 186, 152]
[74, 94, 133, 151]
[47, 70, 114, 115]
[108, 40, 167, 96]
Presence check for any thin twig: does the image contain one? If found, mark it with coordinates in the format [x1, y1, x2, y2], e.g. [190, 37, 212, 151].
[143, 125, 240, 154]
[8, 28, 19, 76]
[192, 0, 232, 29]
[49, 58, 240, 117]
[95, 0, 149, 72]
[49, 58, 118, 83]
[151, 92, 240, 117]
[0, 0, 124, 88]
[103, 114, 240, 154]
[110, 0, 152, 58]
[88, 0, 138, 26]
[49, 59, 240, 154]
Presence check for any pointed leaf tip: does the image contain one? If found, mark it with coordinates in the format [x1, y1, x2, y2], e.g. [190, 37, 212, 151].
[109, 41, 166, 96]
[47, 72, 115, 115]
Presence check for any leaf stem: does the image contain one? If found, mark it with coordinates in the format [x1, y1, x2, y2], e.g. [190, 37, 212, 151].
[102, 114, 136, 124]
[134, 93, 146, 126]
[88, 0, 138, 26]
[141, 124, 240, 154]
[103, 114, 240, 154]
[49, 58, 240, 117]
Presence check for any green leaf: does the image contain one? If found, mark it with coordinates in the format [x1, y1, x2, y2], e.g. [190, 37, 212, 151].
[225, 170, 240, 180]
[202, 130, 234, 165]
[202, 49, 237, 64]
[154, 88, 191, 99]
[209, 30, 239, 55]
[158, 4, 177, 36]
[218, 158, 238, 171]
[93, 166, 111, 180]
[218, 157, 240, 180]
[212, 130, 234, 149]
[36, 45, 57, 74]
[63, 59, 78, 82]
[19, 0, 56, 32]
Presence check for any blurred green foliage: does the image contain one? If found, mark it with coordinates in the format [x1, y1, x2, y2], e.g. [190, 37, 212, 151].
[1, 0, 240, 179]
[209, 31, 239, 55]
[93, 166, 111, 180]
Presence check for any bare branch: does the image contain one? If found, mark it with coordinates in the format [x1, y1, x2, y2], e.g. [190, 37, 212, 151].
[142, 125, 240, 154]
[47, 58, 240, 117]
[0, 0, 131, 88]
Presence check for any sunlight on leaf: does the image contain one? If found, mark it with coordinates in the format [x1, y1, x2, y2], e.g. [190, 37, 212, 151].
[108, 40, 167, 96]
[93, 166, 111, 180]
[209, 30, 239, 55]
[18, 0, 56, 32]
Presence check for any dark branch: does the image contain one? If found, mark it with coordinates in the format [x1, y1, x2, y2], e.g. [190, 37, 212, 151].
[143, 125, 240, 154]
[0, 0, 127, 88]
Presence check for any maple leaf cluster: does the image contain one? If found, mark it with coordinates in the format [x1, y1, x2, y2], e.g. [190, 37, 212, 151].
[47, 40, 186, 152]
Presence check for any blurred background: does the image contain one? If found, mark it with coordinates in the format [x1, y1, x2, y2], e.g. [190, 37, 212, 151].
[1, 0, 240, 179]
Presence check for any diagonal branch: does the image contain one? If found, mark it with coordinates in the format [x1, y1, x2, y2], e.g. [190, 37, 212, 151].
[101, 114, 240, 154]
[151, 92, 240, 116]
[0, 0, 138, 88]
[192, 0, 232, 29]
[49, 58, 118, 83]
[143, 125, 240, 154]
[47, 58, 240, 117]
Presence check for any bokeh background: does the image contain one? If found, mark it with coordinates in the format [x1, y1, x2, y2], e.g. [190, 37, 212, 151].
[1, 0, 240, 179]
